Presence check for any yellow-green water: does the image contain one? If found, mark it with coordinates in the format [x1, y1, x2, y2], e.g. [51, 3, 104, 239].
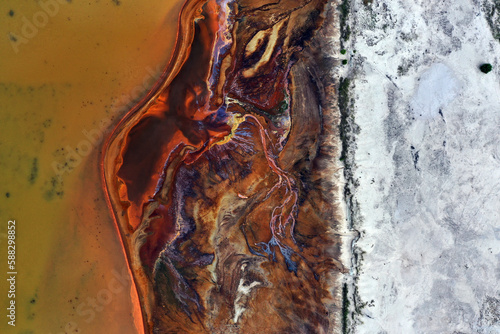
[0, 1, 183, 332]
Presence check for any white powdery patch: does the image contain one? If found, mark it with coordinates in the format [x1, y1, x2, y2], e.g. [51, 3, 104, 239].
[410, 63, 461, 119]
[233, 279, 261, 323]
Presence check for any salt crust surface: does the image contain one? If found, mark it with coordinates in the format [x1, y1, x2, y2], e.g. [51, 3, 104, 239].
[348, 0, 500, 333]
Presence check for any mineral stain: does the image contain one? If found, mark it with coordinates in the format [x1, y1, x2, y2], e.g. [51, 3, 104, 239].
[102, 0, 343, 332]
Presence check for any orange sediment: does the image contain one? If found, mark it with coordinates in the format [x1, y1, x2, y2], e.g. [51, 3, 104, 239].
[101, 0, 343, 332]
